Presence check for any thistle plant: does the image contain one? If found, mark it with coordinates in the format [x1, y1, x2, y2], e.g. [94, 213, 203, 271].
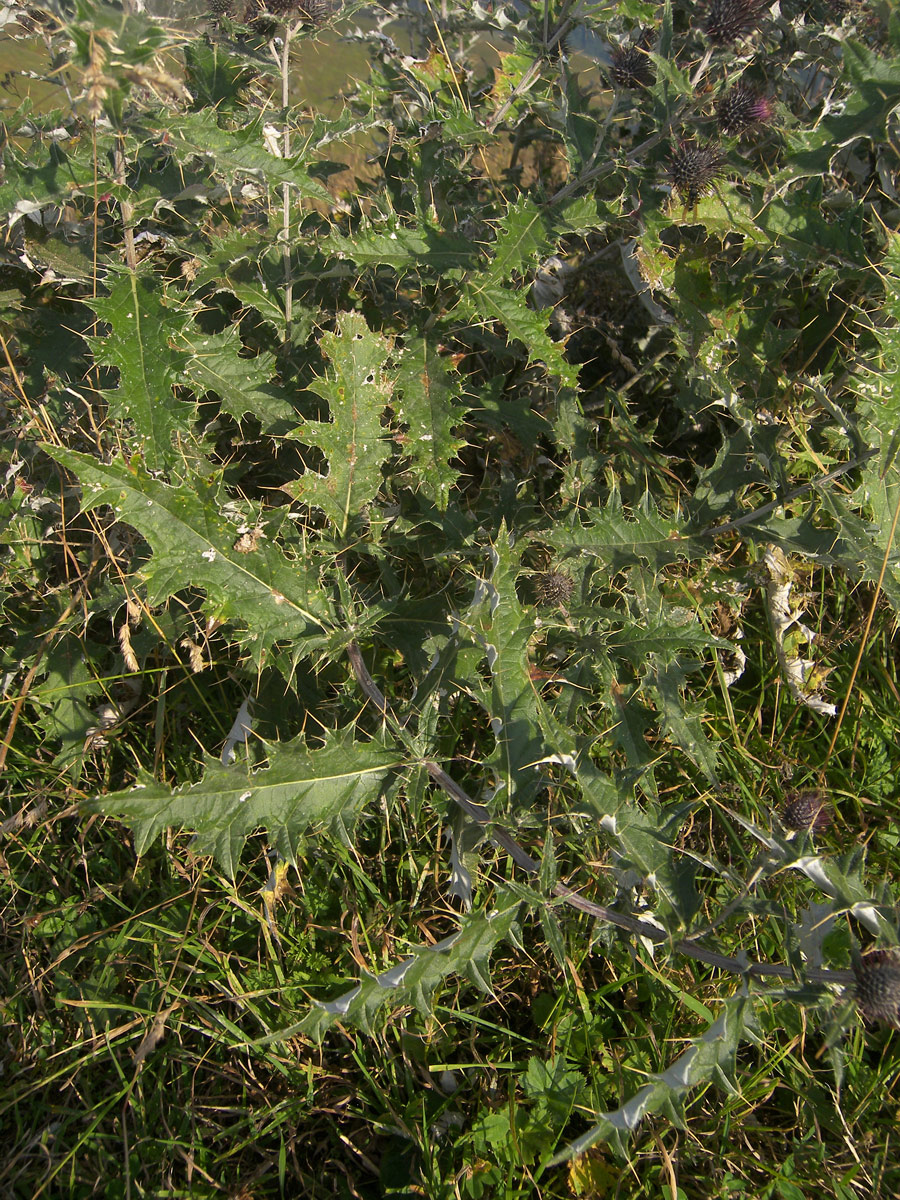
[1, 0, 900, 1193]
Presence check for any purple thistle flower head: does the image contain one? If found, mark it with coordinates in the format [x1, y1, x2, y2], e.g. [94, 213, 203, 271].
[717, 83, 774, 134]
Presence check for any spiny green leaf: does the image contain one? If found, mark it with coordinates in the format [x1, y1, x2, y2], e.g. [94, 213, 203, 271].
[85, 729, 404, 878]
[88, 269, 196, 471]
[393, 336, 466, 510]
[292, 901, 522, 1040]
[0, 135, 101, 221]
[472, 525, 547, 811]
[455, 279, 579, 388]
[545, 490, 704, 572]
[627, 566, 720, 781]
[182, 39, 256, 110]
[40, 638, 101, 779]
[781, 41, 900, 178]
[182, 325, 293, 428]
[855, 233, 900, 473]
[284, 312, 393, 536]
[549, 996, 757, 1163]
[534, 702, 702, 921]
[490, 197, 546, 278]
[488, 195, 612, 281]
[647, 660, 718, 782]
[42, 447, 332, 663]
[320, 220, 480, 272]
[156, 110, 332, 200]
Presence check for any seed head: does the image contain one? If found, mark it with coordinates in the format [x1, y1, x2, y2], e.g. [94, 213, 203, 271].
[610, 43, 653, 89]
[854, 949, 900, 1028]
[669, 140, 722, 207]
[295, 0, 338, 22]
[782, 789, 832, 834]
[246, 0, 337, 20]
[716, 83, 774, 134]
[208, 0, 234, 14]
[535, 569, 575, 608]
[705, 0, 768, 45]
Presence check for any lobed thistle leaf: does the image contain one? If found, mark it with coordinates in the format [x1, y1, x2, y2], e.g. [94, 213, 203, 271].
[716, 83, 774, 134]
[669, 140, 722, 206]
[854, 949, 900, 1028]
[705, 0, 768, 45]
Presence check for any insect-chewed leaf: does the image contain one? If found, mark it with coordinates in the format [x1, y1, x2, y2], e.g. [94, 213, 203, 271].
[393, 336, 466, 511]
[87, 269, 197, 471]
[284, 312, 393, 536]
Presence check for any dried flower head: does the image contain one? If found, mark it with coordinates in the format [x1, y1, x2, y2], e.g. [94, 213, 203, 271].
[208, 0, 234, 15]
[854, 949, 900, 1028]
[716, 83, 774, 134]
[244, 0, 336, 21]
[705, 0, 768, 45]
[535, 569, 575, 608]
[279, 0, 335, 19]
[669, 140, 722, 207]
[782, 789, 832, 834]
[610, 43, 654, 89]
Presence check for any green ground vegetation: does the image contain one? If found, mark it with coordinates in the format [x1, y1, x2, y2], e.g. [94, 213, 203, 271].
[2, 0, 900, 1196]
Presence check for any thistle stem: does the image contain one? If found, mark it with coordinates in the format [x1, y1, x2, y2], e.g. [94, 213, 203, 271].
[345, 640, 856, 991]
[277, 23, 300, 346]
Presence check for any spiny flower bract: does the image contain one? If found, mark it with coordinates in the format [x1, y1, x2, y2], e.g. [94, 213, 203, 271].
[854, 949, 900, 1028]
[535, 569, 575, 608]
[705, 0, 768, 44]
[610, 43, 654, 89]
[717, 83, 774, 134]
[782, 788, 832, 834]
[669, 140, 722, 206]
[244, 0, 336, 21]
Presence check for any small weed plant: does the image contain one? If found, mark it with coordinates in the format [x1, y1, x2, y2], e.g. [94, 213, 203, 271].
[2, 0, 900, 1195]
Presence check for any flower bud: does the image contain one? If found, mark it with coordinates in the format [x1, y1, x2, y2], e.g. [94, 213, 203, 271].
[854, 949, 900, 1028]
[669, 140, 722, 207]
[705, 0, 768, 45]
[610, 43, 653, 89]
[535, 570, 575, 608]
[782, 789, 832, 834]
